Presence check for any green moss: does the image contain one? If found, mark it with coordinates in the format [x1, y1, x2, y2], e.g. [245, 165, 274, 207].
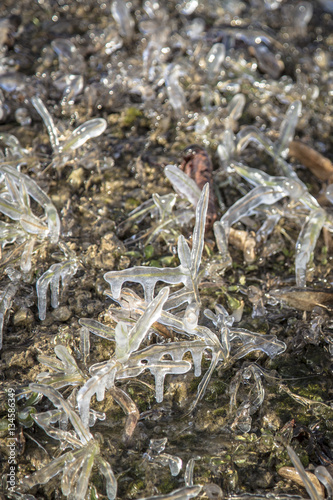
[124, 198, 141, 210]
[120, 107, 144, 128]
[144, 244, 155, 260]
[158, 476, 178, 494]
[212, 407, 227, 417]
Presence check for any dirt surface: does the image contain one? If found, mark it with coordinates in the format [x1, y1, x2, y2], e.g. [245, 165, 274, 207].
[0, 1, 333, 499]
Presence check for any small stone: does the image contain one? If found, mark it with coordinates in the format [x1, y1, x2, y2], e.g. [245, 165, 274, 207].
[13, 308, 34, 327]
[256, 469, 274, 488]
[68, 167, 85, 190]
[51, 306, 72, 322]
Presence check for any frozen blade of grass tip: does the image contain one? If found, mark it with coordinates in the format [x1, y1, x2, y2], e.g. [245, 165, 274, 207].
[177, 234, 192, 270]
[20, 213, 48, 235]
[128, 287, 169, 354]
[164, 288, 195, 311]
[31, 96, 60, 152]
[227, 93, 246, 123]
[74, 443, 99, 499]
[38, 353, 66, 372]
[0, 164, 60, 243]
[213, 221, 232, 267]
[61, 450, 84, 496]
[231, 328, 286, 358]
[29, 383, 93, 444]
[236, 126, 275, 156]
[79, 317, 115, 341]
[276, 100, 302, 159]
[206, 43, 225, 80]
[80, 326, 90, 364]
[20, 238, 35, 272]
[54, 345, 80, 374]
[111, 0, 134, 39]
[115, 322, 129, 359]
[220, 185, 286, 233]
[109, 386, 139, 441]
[77, 360, 118, 429]
[19, 452, 68, 490]
[0, 283, 17, 350]
[287, 446, 324, 500]
[4, 172, 23, 206]
[233, 162, 319, 210]
[191, 183, 208, 279]
[315, 466, 333, 499]
[137, 485, 202, 500]
[166, 64, 186, 117]
[0, 133, 26, 156]
[0, 195, 22, 220]
[61, 118, 107, 152]
[96, 456, 117, 500]
[295, 208, 326, 287]
[164, 164, 201, 207]
[184, 457, 200, 487]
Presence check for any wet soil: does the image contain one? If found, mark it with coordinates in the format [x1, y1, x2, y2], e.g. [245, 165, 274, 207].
[0, 1, 333, 499]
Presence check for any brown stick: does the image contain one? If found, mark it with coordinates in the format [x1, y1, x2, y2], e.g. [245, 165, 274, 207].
[180, 145, 217, 229]
[289, 140, 333, 182]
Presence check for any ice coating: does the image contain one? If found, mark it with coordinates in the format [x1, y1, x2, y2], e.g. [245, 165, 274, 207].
[0, 164, 61, 245]
[275, 100, 302, 158]
[31, 96, 60, 152]
[315, 466, 333, 498]
[61, 118, 107, 152]
[206, 43, 226, 80]
[220, 185, 287, 236]
[294, 2, 313, 36]
[2, 2, 333, 498]
[111, 0, 134, 39]
[165, 63, 187, 117]
[295, 208, 326, 287]
[164, 164, 201, 207]
[36, 259, 78, 320]
[104, 184, 208, 304]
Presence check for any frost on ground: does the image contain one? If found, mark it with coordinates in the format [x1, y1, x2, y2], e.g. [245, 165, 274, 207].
[1, 0, 333, 499]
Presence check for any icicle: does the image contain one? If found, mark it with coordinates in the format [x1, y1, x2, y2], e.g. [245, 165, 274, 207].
[111, 0, 134, 39]
[206, 43, 225, 81]
[295, 208, 326, 287]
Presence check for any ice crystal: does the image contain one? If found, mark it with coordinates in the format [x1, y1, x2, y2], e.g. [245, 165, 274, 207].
[37, 344, 86, 389]
[214, 100, 331, 286]
[144, 438, 183, 476]
[32, 96, 107, 167]
[36, 255, 78, 321]
[19, 384, 117, 500]
[105, 183, 209, 304]
[0, 282, 17, 349]
[0, 164, 60, 270]
[77, 287, 191, 432]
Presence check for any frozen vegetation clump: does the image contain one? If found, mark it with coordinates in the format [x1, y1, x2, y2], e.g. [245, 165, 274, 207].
[32, 96, 107, 170]
[2, 1, 333, 498]
[16, 186, 286, 498]
[0, 162, 60, 270]
[19, 384, 117, 500]
[215, 99, 332, 286]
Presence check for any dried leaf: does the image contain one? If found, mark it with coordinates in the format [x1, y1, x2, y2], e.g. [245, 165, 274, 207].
[269, 287, 333, 311]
